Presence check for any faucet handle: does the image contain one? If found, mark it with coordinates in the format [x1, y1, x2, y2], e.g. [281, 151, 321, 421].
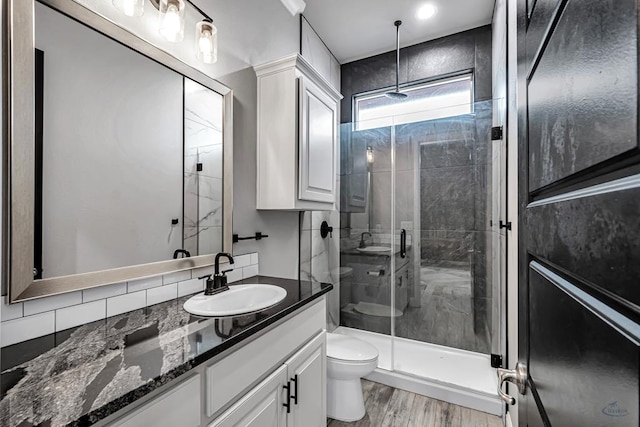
[198, 274, 212, 280]
[220, 268, 233, 275]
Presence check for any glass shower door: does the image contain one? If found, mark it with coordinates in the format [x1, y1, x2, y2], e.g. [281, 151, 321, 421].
[338, 120, 394, 369]
[391, 100, 498, 366]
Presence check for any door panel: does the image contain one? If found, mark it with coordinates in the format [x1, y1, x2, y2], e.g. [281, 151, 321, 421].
[518, 0, 640, 424]
[286, 332, 326, 427]
[210, 366, 287, 427]
[524, 0, 560, 68]
[299, 75, 336, 203]
[529, 264, 639, 426]
[527, 186, 640, 306]
[527, 0, 637, 192]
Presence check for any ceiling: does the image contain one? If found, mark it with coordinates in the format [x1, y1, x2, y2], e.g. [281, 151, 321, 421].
[302, 0, 495, 64]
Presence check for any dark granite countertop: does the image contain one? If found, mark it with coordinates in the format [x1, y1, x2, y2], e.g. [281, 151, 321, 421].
[0, 276, 332, 427]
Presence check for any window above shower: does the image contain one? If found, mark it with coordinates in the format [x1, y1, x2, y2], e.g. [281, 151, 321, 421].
[353, 73, 474, 131]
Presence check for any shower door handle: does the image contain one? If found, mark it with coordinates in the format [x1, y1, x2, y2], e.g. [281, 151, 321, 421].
[400, 229, 407, 258]
[497, 363, 528, 405]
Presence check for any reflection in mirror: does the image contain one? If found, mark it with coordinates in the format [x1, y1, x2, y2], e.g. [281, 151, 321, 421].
[183, 79, 224, 256]
[34, 2, 223, 280]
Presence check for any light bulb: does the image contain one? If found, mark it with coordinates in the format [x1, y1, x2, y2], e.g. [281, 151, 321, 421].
[196, 21, 217, 64]
[417, 4, 437, 20]
[113, 0, 144, 17]
[159, 0, 185, 42]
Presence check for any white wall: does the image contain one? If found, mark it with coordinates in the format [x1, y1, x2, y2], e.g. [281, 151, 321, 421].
[37, 3, 183, 277]
[217, 67, 300, 279]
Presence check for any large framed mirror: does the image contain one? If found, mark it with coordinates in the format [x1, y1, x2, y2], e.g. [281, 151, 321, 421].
[6, 0, 233, 302]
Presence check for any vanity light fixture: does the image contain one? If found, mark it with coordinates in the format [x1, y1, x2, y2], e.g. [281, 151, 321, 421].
[114, 0, 218, 63]
[158, 0, 186, 42]
[113, 0, 145, 17]
[196, 19, 218, 64]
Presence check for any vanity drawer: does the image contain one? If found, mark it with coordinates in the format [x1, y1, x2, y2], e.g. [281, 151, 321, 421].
[109, 374, 200, 427]
[206, 298, 326, 417]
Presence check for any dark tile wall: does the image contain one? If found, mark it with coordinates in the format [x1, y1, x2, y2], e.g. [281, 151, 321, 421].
[340, 25, 492, 123]
[338, 26, 494, 350]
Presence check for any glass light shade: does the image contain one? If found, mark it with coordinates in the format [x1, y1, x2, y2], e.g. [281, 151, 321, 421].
[158, 0, 185, 42]
[113, 0, 144, 17]
[196, 21, 218, 64]
[366, 146, 374, 164]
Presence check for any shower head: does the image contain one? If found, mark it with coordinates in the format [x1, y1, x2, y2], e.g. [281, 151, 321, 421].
[388, 20, 406, 101]
[385, 91, 408, 100]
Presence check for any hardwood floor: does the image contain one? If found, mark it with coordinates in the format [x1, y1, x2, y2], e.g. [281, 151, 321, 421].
[327, 380, 503, 427]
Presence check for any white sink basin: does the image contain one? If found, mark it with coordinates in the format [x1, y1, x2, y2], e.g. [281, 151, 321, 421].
[183, 284, 287, 317]
[357, 246, 392, 253]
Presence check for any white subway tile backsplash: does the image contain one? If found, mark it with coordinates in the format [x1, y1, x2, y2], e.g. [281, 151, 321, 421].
[1, 252, 259, 347]
[147, 283, 178, 306]
[56, 300, 106, 332]
[191, 265, 214, 279]
[2, 311, 55, 347]
[106, 291, 146, 317]
[233, 254, 251, 268]
[127, 276, 163, 293]
[23, 291, 82, 316]
[162, 270, 191, 285]
[82, 283, 127, 303]
[177, 278, 205, 297]
[243, 265, 259, 279]
[1, 297, 23, 321]
[226, 268, 243, 284]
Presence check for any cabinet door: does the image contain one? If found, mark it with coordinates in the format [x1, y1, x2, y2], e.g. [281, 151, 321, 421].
[298, 75, 336, 204]
[285, 332, 326, 427]
[210, 365, 287, 427]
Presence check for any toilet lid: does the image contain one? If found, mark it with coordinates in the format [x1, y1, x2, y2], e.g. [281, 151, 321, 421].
[326, 334, 379, 362]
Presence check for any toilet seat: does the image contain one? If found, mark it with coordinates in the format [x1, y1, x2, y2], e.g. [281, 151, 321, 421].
[327, 333, 378, 363]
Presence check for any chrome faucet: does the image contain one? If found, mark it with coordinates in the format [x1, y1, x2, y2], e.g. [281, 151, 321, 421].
[199, 252, 234, 295]
[359, 232, 372, 249]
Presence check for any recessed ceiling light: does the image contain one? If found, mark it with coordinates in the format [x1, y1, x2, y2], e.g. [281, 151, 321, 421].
[417, 4, 437, 20]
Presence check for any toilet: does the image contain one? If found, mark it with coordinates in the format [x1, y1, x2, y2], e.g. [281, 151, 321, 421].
[326, 333, 379, 421]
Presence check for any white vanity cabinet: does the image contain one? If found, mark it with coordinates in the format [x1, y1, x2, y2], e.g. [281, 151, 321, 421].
[210, 332, 326, 427]
[255, 54, 342, 211]
[105, 298, 327, 427]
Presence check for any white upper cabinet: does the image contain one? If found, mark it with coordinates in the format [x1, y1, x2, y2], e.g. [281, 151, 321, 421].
[255, 54, 342, 211]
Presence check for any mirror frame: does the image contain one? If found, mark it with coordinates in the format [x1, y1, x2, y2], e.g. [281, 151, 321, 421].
[5, 0, 234, 302]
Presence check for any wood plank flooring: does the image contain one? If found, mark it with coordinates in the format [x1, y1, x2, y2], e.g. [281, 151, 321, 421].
[327, 380, 503, 427]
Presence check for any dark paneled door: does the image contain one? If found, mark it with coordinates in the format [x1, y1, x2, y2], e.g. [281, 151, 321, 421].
[513, 0, 640, 425]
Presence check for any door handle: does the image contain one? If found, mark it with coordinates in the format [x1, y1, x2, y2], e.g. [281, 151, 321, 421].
[497, 363, 527, 405]
[400, 229, 407, 259]
[283, 381, 291, 413]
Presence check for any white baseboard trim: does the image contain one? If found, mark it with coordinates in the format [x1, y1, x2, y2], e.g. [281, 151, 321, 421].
[365, 368, 503, 416]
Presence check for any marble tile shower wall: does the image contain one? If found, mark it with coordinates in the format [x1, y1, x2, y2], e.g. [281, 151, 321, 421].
[0, 253, 259, 347]
[300, 211, 341, 331]
[183, 79, 224, 256]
